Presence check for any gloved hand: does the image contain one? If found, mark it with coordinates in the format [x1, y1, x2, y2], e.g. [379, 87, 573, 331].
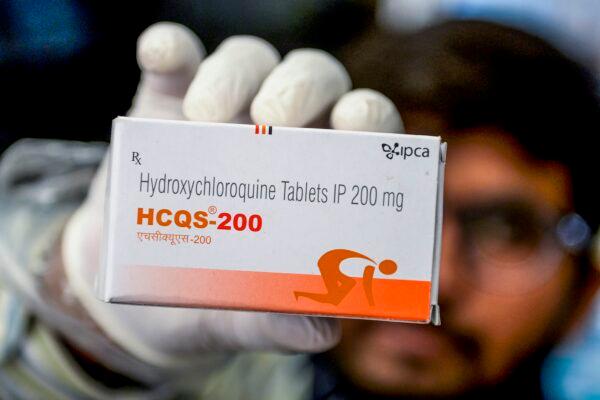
[62, 22, 404, 369]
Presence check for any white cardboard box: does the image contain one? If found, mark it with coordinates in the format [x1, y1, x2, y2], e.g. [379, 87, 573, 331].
[99, 117, 446, 324]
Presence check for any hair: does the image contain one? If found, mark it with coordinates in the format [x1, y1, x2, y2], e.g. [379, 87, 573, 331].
[343, 20, 600, 238]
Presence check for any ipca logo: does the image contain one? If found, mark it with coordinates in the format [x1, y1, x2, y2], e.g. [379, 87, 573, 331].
[382, 142, 400, 159]
[381, 142, 431, 160]
[294, 249, 397, 306]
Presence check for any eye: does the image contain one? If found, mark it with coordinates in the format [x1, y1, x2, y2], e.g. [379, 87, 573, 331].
[461, 202, 548, 264]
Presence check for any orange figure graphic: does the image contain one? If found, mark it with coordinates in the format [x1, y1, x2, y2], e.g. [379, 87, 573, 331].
[294, 249, 397, 306]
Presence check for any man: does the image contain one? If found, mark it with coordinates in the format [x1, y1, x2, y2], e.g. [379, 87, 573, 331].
[0, 20, 598, 399]
[323, 20, 600, 398]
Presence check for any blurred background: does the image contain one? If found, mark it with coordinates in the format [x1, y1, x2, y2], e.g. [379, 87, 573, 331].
[1, 1, 599, 398]
[1, 0, 600, 152]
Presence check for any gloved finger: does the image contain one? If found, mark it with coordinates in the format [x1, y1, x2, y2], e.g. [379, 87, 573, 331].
[128, 22, 205, 120]
[159, 310, 341, 354]
[250, 49, 351, 127]
[330, 88, 404, 133]
[133, 310, 341, 357]
[183, 36, 280, 123]
[246, 313, 341, 353]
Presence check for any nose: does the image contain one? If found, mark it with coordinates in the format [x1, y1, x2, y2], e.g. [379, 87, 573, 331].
[438, 212, 468, 310]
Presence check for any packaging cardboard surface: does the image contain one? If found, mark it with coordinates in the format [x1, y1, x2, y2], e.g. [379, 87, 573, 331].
[100, 117, 446, 323]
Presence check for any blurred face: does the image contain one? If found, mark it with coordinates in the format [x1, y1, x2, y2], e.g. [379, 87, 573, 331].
[333, 128, 579, 396]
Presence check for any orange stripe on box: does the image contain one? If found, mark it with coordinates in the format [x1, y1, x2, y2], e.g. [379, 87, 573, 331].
[114, 265, 431, 322]
[262, 125, 266, 134]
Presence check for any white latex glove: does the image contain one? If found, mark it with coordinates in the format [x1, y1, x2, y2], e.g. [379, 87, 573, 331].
[62, 22, 404, 369]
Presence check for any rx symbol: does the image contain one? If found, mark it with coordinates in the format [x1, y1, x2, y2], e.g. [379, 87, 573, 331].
[132, 152, 142, 165]
[381, 143, 399, 159]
